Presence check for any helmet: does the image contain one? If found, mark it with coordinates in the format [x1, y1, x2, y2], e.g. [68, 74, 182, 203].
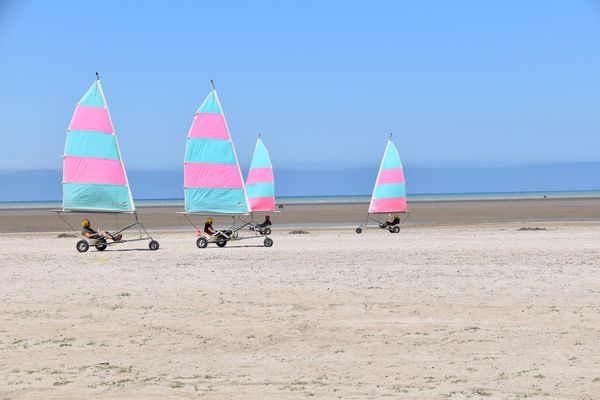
[81, 218, 90, 227]
[265, 215, 270, 220]
[206, 217, 213, 224]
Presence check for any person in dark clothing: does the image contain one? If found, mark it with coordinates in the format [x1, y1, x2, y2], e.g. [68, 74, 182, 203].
[204, 217, 216, 236]
[380, 215, 400, 229]
[258, 215, 272, 229]
[81, 218, 122, 241]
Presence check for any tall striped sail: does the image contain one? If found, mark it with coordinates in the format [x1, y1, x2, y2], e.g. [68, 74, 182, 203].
[246, 137, 276, 211]
[62, 77, 134, 212]
[184, 85, 249, 214]
[368, 138, 407, 213]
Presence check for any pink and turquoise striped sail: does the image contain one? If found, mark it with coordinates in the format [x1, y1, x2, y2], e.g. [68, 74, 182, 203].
[368, 139, 407, 213]
[184, 87, 250, 214]
[62, 79, 134, 212]
[246, 138, 276, 211]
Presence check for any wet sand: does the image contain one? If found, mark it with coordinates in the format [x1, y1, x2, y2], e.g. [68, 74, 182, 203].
[1, 197, 600, 233]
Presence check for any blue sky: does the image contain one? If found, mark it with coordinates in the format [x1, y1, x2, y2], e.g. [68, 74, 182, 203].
[0, 0, 599, 172]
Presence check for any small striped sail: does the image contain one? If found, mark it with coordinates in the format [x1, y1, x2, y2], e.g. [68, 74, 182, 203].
[368, 139, 407, 213]
[62, 78, 134, 212]
[246, 137, 276, 211]
[184, 86, 249, 214]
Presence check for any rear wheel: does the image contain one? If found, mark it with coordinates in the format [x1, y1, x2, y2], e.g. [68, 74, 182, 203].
[149, 240, 159, 251]
[95, 238, 107, 251]
[392, 226, 400, 233]
[264, 237, 273, 247]
[196, 237, 208, 248]
[262, 227, 272, 235]
[216, 240, 227, 248]
[355, 227, 362, 234]
[76, 240, 89, 253]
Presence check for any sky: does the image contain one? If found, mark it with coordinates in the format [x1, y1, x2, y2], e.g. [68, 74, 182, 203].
[0, 0, 599, 171]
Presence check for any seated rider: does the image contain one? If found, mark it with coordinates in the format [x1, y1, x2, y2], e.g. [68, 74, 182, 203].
[380, 215, 400, 228]
[204, 217, 216, 236]
[81, 218, 122, 241]
[258, 215, 272, 229]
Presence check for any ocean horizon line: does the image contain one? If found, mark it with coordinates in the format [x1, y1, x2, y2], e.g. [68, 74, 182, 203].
[2, 190, 600, 210]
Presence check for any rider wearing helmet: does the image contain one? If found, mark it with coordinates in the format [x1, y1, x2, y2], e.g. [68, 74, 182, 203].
[81, 219, 122, 241]
[204, 217, 215, 236]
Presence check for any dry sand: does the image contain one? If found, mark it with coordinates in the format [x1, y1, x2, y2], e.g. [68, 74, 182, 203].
[2, 222, 600, 399]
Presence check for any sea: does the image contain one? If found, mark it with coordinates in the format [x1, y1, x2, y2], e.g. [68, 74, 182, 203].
[2, 191, 600, 210]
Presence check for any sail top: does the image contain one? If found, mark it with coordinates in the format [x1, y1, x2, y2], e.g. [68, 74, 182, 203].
[368, 138, 407, 214]
[62, 78, 135, 212]
[184, 85, 250, 214]
[246, 137, 276, 211]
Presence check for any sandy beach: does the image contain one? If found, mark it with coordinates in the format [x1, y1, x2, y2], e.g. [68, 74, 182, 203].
[2, 204, 600, 398]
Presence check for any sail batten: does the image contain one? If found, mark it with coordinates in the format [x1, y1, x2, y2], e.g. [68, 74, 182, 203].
[184, 86, 249, 214]
[368, 139, 407, 213]
[246, 138, 276, 212]
[62, 79, 134, 212]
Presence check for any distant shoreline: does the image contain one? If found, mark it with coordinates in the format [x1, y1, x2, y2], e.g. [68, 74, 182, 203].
[3, 190, 600, 210]
[2, 196, 600, 233]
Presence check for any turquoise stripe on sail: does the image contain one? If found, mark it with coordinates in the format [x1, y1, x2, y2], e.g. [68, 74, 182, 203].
[381, 142, 402, 169]
[196, 91, 222, 114]
[78, 81, 105, 107]
[185, 187, 248, 213]
[63, 182, 132, 211]
[66, 130, 120, 160]
[185, 138, 236, 164]
[249, 139, 271, 168]
[373, 182, 406, 199]
[246, 182, 275, 198]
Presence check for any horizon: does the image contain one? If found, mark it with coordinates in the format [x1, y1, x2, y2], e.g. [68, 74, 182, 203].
[4, 161, 600, 202]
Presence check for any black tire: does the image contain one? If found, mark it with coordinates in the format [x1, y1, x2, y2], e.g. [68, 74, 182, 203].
[149, 240, 159, 251]
[262, 227, 272, 236]
[355, 227, 362, 234]
[216, 240, 227, 248]
[392, 226, 400, 233]
[197, 237, 208, 248]
[264, 237, 273, 247]
[76, 240, 89, 253]
[95, 238, 107, 251]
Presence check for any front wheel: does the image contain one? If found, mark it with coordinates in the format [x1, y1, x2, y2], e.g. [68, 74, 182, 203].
[216, 240, 227, 248]
[149, 240, 159, 251]
[76, 240, 89, 253]
[355, 227, 362, 234]
[197, 237, 208, 248]
[262, 227, 272, 236]
[392, 226, 400, 233]
[264, 237, 273, 247]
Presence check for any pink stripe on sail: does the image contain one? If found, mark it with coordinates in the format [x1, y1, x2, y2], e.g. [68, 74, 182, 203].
[246, 167, 274, 184]
[63, 156, 126, 185]
[376, 167, 405, 185]
[249, 196, 276, 211]
[369, 197, 407, 213]
[188, 113, 230, 139]
[69, 105, 113, 133]
[184, 162, 244, 188]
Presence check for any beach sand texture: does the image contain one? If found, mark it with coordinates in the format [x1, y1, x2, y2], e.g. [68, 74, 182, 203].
[2, 224, 600, 399]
